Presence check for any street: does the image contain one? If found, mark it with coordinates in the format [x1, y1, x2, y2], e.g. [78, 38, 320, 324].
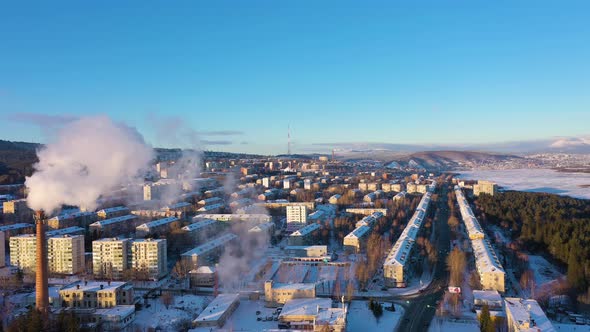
[396, 183, 451, 332]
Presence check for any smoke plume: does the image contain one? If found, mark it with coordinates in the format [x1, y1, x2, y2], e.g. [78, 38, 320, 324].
[25, 115, 154, 213]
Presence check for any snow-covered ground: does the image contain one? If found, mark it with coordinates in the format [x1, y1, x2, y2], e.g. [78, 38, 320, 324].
[428, 317, 480, 332]
[528, 255, 563, 286]
[347, 300, 404, 331]
[133, 294, 211, 331]
[457, 169, 590, 199]
[554, 323, 590, 331]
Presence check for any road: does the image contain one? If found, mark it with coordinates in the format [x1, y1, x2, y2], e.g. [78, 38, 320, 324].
[396, 184, 451, 332]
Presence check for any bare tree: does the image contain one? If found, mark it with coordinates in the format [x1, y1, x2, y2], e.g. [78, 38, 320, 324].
[446, 247, 466, 287]
[161, 291, 174, 309]
[520, 269, 536, 298]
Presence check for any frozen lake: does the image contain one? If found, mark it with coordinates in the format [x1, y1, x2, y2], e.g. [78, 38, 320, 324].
[457, 169, 590, 199]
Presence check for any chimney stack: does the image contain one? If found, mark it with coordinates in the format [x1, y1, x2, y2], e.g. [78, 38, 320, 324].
[34, 210, 49, 315]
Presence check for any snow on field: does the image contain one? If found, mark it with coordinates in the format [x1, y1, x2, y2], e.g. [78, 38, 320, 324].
[134, 294, 211, 331]
[528, 255, 563, 286]
[428, 317, 480, 332]
[221, 300, 279, 331]
[347, 300, 404, 331]
[457, 169, 590, 199]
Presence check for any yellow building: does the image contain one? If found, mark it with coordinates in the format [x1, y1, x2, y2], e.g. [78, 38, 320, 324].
[47, 235, 85, 275]
[92, 238, 132, 280]
[59, 281, 134, 309]
[473, 180, 498, 196]
[264, 280, 316, 307]
[131, 239, 167, 280]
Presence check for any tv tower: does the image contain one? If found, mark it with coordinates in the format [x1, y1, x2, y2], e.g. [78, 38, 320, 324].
[287, 125, 291, 155]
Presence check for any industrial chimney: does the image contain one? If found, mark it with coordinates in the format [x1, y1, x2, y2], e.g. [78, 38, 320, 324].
[34, 210, 49, 315]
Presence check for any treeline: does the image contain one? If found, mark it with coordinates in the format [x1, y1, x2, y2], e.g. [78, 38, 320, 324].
[0, 140, 39, 185]
[474, 191, 590, 291]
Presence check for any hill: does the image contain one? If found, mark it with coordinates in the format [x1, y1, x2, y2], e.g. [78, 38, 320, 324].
[0, 140, 40, 184]
[385, 150, 519, 170]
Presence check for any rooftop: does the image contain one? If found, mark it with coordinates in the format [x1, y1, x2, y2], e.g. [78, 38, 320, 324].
[504, 298, 555, 332]
[279, 298, 332, 318]
[345, 225, 371, 239]
[181, 233, 237, 256]
[46, 226, 85, 237]
[0, 223, 32, 231]
[90, 215, 136, 227]
[472, 238, 505, 274]
[60, 281, 129, 293]
[290, 223, 320, 237]
[182, 218, 217, 232]
[193, 293, 240, 324]
[136, 216, 178, 229]
[97, 206, 129, 214]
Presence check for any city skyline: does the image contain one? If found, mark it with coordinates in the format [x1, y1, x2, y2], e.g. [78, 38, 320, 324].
[1, 1, 589, 154]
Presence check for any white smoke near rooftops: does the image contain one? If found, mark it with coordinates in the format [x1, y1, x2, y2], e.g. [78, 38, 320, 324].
[25, 115, 154, 213]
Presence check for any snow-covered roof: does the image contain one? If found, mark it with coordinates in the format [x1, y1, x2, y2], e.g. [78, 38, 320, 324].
[345, 225, 371, 239]
[248, 221, 274, 233]
[48, 211, 96, 221]
[46, 226, 84, 237]
[181, 233, 237, 257]
[504, 298, 555, 332]
[193, 293, 240, 324]
[384, 191, 432, 268]
[473, 290, 502, 304]
[90, 215, 136, 227]
[279, 297, 332, 318]
[182, 218, 217, 232]
[0, 223, 32, 232]
[197, 203, 224, 212]
[455, 187, 485, 239]
[198, 197, 223, 205]
[163, 202, 191, 210]
[97, 206, 129, 214]
[192, 266, 216, 274]
[290, 223, 320, 237]
[194, 214, 271, 222]
[94, 305, 135, 318]
[60, 281, 130, 293]
[136, 216, 178, 230]
[472, 238, 505, 274]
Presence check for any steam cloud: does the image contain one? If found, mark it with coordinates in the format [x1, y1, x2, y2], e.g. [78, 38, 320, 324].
[25, 115, 154, 213]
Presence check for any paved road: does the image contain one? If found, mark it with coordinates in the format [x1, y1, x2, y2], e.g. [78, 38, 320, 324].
[396, 184, 451, 332]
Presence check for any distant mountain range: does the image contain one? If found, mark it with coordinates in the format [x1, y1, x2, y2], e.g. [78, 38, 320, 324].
[314, 135, 590, 155]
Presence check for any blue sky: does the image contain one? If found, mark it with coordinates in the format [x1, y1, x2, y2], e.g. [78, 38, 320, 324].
[1, 1, 589, 154]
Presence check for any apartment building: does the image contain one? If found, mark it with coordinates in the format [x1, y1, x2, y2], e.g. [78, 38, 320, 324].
[343, 225, 371, 253]
[10, 234, 85, 275]
[288, 223, 320, 246]
[131, 239, 167, 280]
[92, 238, 132, 280]
[47, 235, 85, 275]
[181, 233, 238, 269]
[455, 186, 505, 292]
[286, 205, 307, 224]
[384, 191, 433, 288]
[473, 180, 498, 197]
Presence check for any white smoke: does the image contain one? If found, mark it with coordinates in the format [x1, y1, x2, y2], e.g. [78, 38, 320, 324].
[25, 115, 154, 213]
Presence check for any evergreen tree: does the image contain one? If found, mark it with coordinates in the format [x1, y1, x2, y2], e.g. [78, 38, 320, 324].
[479, 304, 494, 332]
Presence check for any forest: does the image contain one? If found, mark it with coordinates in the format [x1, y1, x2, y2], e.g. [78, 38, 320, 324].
[474, 191, 590, 293]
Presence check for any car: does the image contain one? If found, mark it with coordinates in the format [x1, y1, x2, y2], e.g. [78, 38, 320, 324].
[256, 311, 261, 315]
[257, 317, 262, 321]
